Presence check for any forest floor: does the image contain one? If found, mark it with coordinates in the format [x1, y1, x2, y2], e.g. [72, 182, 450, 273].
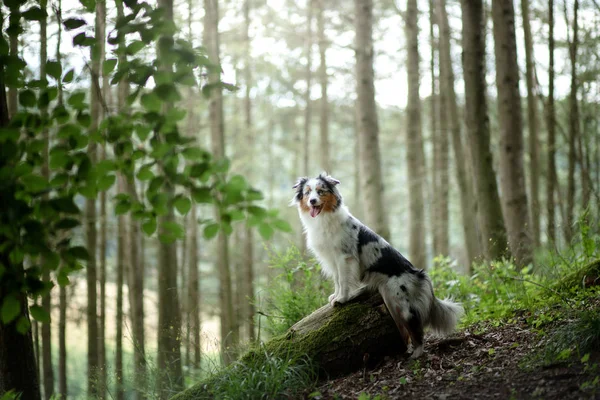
[310, 299, 600, 400]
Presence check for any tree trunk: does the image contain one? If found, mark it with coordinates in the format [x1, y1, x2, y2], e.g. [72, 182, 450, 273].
[355, 0, 390, 241]
[188, 205, 201, 367]
[304, 0, 313, 176]
[437, 0, 480, 267]
[39, 1, 55, 397]
[0, 35, 41, 396]
[546, 0, 557, 244]
[429, 0, 439, 258]
[7, 7, 19, 118]
[460, 0, 508, 262]
[156, 0, 184, 396]
[317, 0, 330, 172]
[405, 0, 427, 267]
[521, 0, 540, 248]
[204, 0, 236, 365]
[171, 293, 407, 400]
[116, 177, 125, 400]
[491, 0, 532, 265]
[87, 0, 105, 394]
[565, 0, 579, 243]
[243, 0, 256, 343]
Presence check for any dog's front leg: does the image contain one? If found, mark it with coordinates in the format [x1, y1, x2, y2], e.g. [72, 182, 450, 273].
[328, 269, 340, 305]
[333, 256, 360, 305]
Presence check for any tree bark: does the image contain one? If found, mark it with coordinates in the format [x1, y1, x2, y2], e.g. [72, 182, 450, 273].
[304, 0, 313, 175]
[39, 1, 55, 397]
[116, 179, 125, 400]
[491, 0, 532, 265]
[7, 7, 19, 118]
[243, 0, 256, 343]
[172, 293, 407, 399]
[317, 0, 330, 172]
[188, 206, 201, 367]
[204, 0, 236, 365]
[355, 0, 390, 241]
[405, 0, 427, 267]
[546, 0, 557, 244]
[437, 0, 480, 267]
[87, 0, 105, 394]
[521, 0, 540, 248]
[565, 0, 579, 243]
[429, 0, 440, 258]
[461, 0, 508, 262]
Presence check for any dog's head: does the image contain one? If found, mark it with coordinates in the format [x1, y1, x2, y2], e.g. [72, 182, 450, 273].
[291, 173, 342, 218]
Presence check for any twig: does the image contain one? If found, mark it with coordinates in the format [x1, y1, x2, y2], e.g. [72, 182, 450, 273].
[502, 276, 572, 307]
[256, 310, 286, 319]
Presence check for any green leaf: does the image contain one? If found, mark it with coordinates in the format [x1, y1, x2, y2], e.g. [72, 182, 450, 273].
[22, 6, 47, 21]
[272, 219, 293, 233]
[98, 174, 116, 191]
[46, 61, 62, 80]
[174, 196, 192, 215]
[258, 223, 275, 240]
[115, 200, 131, 215]
[63, 69, 75, 83]
[192, 187, 212, 204]
[63, 18, 87, 30]
[21, 174, 48, 192]
[142, 218, 157, 235]
[68, 246, 89, 260]
[68, 92, 86, 109]
[203, 223, 220, 239]
[127, 40, 145, 55]
[182, 147, 209, 160]
[140, 92, 162, 112]
[49, 197, 80, 214]
[55, 218, 81, 230]
[29, 305, 50, 323]
[137, 165, 154, 181]
[247, 206, 267, 218]
[1, 295, 20, 324]
[16, 315, 31, 334]
[19, 89, 36, 107]
[103, 58, 118, 75]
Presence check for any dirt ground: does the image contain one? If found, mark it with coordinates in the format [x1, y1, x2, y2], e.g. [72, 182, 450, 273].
[310, 319, 600, 400]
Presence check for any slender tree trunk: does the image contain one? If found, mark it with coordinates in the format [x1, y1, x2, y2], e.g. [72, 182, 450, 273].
[429, 0, 440, 258]
[460, 0, 509, 261]
[0, 13, 40, 395]
[55, 2, 67, 396]
[156, 0, 184, 396]
[491, 0, 532, 265]
[204, 0, 236, 365]
[243, 0, 256, 343]
[304, 0, 313, 175]
[115, 177, 125, 400]
[317, 0, 330, 172]
[404, 0, 427, 266]
[7, 7, 19, 118]
[521, 0, 540, 248]
[546, 0, 556, 244]
[355, 0, 390, 241]
[565, 0, 579, 243]
[188, 205, 201, 367]
[437, 0, 480, 267]
[87, 0, 106, 394]
[39, 1, 55, 397]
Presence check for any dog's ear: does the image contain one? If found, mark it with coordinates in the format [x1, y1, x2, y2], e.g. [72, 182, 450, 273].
[293, 177, 308, 189]
[322, 174, 340, 186]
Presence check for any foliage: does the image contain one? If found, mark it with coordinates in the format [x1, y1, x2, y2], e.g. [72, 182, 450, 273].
[260, 246, 332, 336]
[0, 0, 290, 331]
[172, 350, 318, 400]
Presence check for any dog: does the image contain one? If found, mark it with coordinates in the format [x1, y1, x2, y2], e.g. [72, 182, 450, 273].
[292, 173, 463, 358]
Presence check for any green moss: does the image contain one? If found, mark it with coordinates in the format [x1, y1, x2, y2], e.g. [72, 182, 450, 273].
[554, 259, 600, 291]
[171, 301, 374, 400]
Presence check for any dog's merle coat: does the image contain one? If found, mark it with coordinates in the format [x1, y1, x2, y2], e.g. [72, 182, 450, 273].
[293, 174, 463, 358]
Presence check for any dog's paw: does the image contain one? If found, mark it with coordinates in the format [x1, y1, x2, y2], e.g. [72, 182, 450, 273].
[328, 293, 337, 305]
[410, 345, 424, 359]
[333, 295, 349, 306]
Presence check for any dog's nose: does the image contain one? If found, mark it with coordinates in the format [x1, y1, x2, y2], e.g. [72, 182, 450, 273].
[310, 198, 317, 205]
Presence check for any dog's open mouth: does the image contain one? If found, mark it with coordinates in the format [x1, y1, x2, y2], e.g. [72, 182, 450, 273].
[310, 205, 322, 218]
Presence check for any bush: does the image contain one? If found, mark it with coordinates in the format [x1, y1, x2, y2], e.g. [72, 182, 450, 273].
[260, 246, 332, 337]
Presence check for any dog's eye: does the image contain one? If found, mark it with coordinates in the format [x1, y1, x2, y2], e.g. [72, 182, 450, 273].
[317, 190, 324, 195]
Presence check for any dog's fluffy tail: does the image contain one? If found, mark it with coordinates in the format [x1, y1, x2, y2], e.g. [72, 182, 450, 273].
[427, 297, 464, 336]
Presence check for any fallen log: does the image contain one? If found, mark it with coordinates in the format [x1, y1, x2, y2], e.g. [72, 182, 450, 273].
[172, 292, 407, 399]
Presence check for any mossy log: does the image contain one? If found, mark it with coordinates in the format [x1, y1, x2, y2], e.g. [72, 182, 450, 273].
[553, 259, 600, 291]
[171, 292, 406, 399]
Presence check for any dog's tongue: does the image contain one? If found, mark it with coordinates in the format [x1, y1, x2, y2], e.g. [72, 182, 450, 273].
[310, 206, 320, 218]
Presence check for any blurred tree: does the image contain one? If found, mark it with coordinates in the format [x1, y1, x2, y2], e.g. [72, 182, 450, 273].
[546, 0, 557, 244]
